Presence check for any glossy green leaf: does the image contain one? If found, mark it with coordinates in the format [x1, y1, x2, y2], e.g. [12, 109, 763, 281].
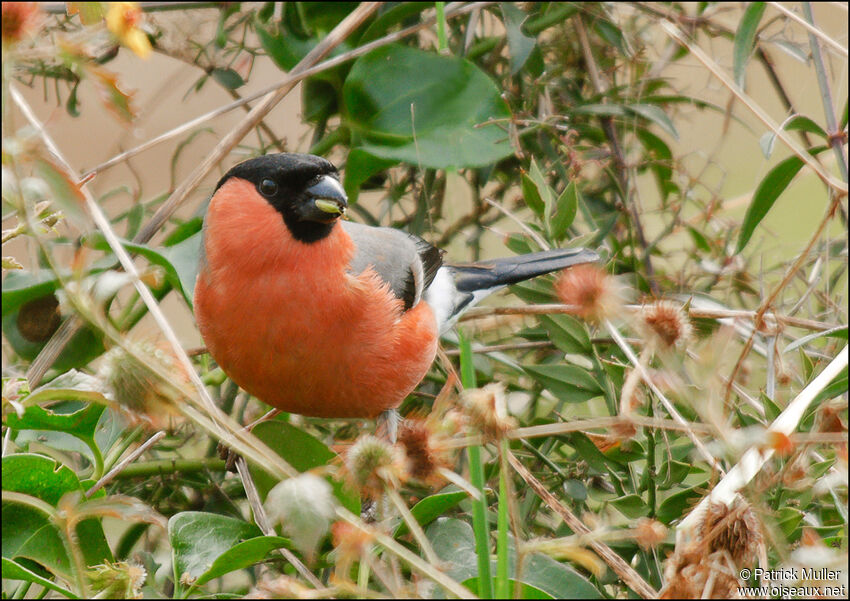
[1, 502, 72, 583]
[18, 371, 110, 407]
[657, 482, 708, 525]
[168, 512, 262, 582]
[196, 535, 291, 586]
[250, 418, 359, 514]
[523, 364, 603, 403]
[1, 270, 60, 317]
[395, 490, 467, 537]
[609, 494, 649, 518]
[343, 45, 513, 169]
[733, 2, 766, 89]
[1, 557, 75, 598]
[342, 148, 398, 201]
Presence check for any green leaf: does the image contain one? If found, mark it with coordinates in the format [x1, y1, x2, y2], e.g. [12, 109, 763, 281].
[250, 418, 359, 514]
[775, 506, 804, 538]
[464, 577, 554, 599]
[1, 557, 75, 599]
[551, 181, 579, 239]
[342, 148, 398, 202]
[521, 173, 546, 216]
[523, 364, 603, 403]
[255, 22, 315, 72]
[427, 517, 478, 583]
[736, 147, 827, 253]
[733, 2, 766, 89]
[18, 370, 110, 407]
[516, 551, 602, 599]
[538, 315, 591, 355]
[1, 502, 72, 583]
[657, 482, 708, 525]
[343, 45, 513, 169]
[760, 115, 828, 158]
[168, 512, 262, 582]
[2, 453, 83, 505]
[1, 270, 59, 317]
[35, 159, 89, 230]
[395, 490, 467, 537]
[196, 535, 291, 586]
[210, 68, 245, 90]
[501, 3, 536, 74]
[609, 494, 649, 519]
[627, 104, 679, 140]
[86, 232, 202, 306]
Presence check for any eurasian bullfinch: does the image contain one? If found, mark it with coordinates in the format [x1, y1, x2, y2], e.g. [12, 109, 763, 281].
[194, 153, 598, 419]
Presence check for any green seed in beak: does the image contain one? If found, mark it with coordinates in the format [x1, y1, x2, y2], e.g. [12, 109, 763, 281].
[315, 199, 345, 215]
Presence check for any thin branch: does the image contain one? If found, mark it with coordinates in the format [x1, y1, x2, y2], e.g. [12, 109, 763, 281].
[507, 451, 658, 599]
[660, 20, 848, 196]
[86, 431, 166, 498]
[79, 2, 490, 181]
[767, 2, 848, 57]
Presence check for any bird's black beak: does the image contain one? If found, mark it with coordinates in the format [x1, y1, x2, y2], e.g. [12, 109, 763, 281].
[306, 175, 348, 217]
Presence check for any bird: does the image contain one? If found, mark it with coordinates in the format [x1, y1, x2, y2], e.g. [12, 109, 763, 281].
[194, 153, 599, 420]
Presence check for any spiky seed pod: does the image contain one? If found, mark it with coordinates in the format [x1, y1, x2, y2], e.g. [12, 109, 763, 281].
[98, 340, 187, 430]
[343, 435, 406, 500]
[639, 300, 692, 351]
[86, 560, 146, 599]
[461, 382, 516, 441]
[554, 264, 622, 323]
[634, 517, 667, 550]
[699, 499, 762, 567]
[397, 419, 448, 484]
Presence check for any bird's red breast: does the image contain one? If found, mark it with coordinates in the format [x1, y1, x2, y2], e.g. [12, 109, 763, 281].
[194, 178, 438, 418]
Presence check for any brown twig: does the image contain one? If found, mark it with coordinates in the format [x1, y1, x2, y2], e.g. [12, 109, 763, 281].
[724, 198, 841, 403]
[507, 451, 658, 599]
[86, 431, 166, 498]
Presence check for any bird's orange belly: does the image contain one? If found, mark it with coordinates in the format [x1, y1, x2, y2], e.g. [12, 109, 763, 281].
[195, 267, 438, 418]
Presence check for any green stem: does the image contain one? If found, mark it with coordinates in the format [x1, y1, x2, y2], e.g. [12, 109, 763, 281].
[496, 439, 510, 599]
[801, 2, 848, 183]
[459, 330, 493, 598]
[435, 2, 448, 52]
[111, 458, 227, 479]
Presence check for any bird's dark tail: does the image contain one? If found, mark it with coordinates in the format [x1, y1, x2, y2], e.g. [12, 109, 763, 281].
[451, 247, 600, 292]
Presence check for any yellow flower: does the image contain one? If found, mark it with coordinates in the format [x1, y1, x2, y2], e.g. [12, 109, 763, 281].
[106, 2, 151, 59]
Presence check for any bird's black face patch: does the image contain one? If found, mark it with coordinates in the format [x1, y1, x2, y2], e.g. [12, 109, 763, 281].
[216, 153, 348, 243]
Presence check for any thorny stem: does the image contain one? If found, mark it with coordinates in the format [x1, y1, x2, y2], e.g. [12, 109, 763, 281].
[573, 14, 659, 295]
[802, 2, 848, 183]
[724, 198, 841, 404]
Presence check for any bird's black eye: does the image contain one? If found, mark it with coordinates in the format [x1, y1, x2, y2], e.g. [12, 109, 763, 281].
[259, 179, 278, 197]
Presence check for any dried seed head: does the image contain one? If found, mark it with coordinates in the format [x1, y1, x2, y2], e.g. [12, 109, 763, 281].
[639, 300, 692, 351]
[634, 517, 668, 550]
[330, 521, 374, 582]
[660, 543, 742, 599]
[249, 575, 311, 599]
[98, 340, 187, 430]
[87, 560, 146, 599]
[2, 2, 42, 44]
[397, 419, 449, 484]
[265, 473, 336, 563]
[699, 499, 762, 567]
[461, 382, 516, 441]
[555, 264, 622, 323]
[343, 435, 406, 499]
